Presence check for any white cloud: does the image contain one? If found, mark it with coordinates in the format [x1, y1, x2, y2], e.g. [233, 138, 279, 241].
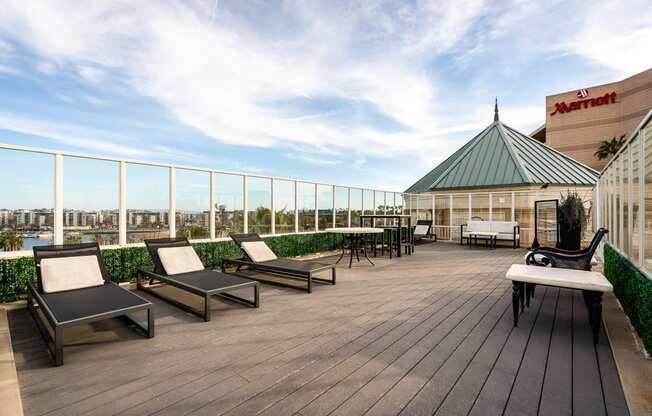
[0, 0, 650, 190]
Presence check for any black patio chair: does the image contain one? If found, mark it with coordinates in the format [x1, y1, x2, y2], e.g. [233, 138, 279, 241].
[140, 238, 259, 322]
[223, 233, 336, 293]
[413, 219, 437, 244]
[28, 243, 154, 366]
[523, 228, 608, 308]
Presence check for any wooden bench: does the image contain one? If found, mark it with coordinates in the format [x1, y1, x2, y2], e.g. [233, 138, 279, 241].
[506, 264, 613, 344]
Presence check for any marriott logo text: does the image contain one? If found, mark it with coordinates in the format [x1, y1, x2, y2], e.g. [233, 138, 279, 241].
[550, 92, 617, 116]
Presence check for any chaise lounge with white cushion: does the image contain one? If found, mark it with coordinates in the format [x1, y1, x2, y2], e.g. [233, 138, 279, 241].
[223, 233, 336, 293]
[140, 237, 259, 322]
[28, 243, 154, 366]
[413, 219, 437, 244]
[460, 220, 520, 248]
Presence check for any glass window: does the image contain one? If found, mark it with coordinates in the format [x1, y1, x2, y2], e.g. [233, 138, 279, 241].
[644, 125, 652, 270]
[514, 192, 536, 245]
[418, 195, 432, 220]
[298, 183, 315, 232]
[317, 185, 333, 230]
[491, 193, 511, 222]
[435, 195, 450, 240]
[615, 162, 621, 249]
[451, 194, 468, 240]
[471, 193, 489, 221]
[127, 164, 169, 243]
[363, 190, 374, 216]
[350, 189, 362, 226]
[335, 187, 349, 227]
[274, 180, 295, 234]
[631, 137, 640, 262]
[0, 150, 54, 251]
[622, 153, 630, 256]
[215, 174, 244, 237]
[176, 169, 210, 240]
[64, 157, 119, 246]
[247, 177, 272, 235]
[375, 191, 386, 215]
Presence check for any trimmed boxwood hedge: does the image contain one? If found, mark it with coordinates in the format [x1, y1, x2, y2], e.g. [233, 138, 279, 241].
[0, 232, 341, 303]
[603, 243, 652, 354]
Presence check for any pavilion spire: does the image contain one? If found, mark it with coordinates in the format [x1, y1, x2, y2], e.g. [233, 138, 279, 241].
[494, 97, 499, 122]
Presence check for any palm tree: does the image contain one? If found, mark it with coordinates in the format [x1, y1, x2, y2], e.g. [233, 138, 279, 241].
[0, 232, 24, 251]
[594, 135, 626, 160]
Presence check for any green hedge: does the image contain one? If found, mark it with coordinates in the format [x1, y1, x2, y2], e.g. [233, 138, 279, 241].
[603, 244, 652, 353]
[0, 232, 341, 303]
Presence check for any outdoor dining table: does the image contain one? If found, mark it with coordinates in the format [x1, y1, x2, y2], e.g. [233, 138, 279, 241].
[325, 227, 385, 268]
[359, 214, 413, 256]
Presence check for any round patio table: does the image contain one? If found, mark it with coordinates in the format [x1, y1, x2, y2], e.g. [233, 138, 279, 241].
[325, 227, 385, 268]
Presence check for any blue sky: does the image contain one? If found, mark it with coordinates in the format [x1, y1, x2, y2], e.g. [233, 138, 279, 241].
[0, 0, 651, 210]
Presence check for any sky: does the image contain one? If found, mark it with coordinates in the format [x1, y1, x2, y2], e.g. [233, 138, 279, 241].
[0, 0, 651, 209]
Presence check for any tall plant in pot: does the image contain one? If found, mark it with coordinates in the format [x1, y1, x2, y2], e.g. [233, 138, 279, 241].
[558, 190, 588, 250]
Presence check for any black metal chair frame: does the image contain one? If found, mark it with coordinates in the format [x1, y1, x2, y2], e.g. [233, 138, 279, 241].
[521, 228, 608, 313]
[223, 233, 336, 293]
[28, 243, 154, 366]
[413, 219, 437, 244]
[140, 238, 259, 322]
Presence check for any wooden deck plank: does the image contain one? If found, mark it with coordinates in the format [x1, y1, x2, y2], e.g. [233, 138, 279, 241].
[6, 243, 630, 416]
[538, 288, 574, 416]
[572, 290, 607, 416]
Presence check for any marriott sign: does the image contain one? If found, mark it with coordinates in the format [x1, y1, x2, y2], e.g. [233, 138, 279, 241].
[550, 91, 617, 116]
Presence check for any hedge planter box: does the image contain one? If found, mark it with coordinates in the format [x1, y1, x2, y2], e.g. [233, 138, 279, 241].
[0, 233, 342, 303]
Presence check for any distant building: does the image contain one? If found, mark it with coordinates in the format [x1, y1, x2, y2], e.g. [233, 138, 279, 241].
[531, 67, 652, 171]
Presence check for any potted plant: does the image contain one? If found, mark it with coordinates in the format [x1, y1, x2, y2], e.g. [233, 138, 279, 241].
[558, 190, 588, 250]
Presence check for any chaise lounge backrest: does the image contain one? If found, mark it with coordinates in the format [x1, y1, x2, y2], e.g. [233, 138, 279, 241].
[144, 237, 202, 276]
[230, 233, 278, 263]
[33, 243, 109, 294]
[414, 219, 432, 236]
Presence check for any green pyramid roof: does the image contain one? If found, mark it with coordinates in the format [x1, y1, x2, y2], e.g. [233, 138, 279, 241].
[405, 120, 599, 193]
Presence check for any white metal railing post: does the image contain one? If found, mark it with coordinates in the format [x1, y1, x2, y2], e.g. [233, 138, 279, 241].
[468, 194, 472, 220]
[294, 181, 299, 233]
[639, 131, 645, 266]
[489, 192, 493, 221]
[332, 185, 336, 228]
[619, 158, 624, 250]
[243, 175, 248, 234]
[627, 144, 633, 256]
[511, 192, 515, 222]
[53, 154, 63, 245]
[119, 161, 127, 245]
[347, 188, 351, 227]
[271, 178, 276, 235]
[314, 183, 318, 231]
[449, 194, 453, 240]
[169, 166, 176, 238]
[209, 172, 216, 239]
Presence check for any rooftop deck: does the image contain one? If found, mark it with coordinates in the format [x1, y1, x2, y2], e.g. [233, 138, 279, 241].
[8, 243, 629, 416]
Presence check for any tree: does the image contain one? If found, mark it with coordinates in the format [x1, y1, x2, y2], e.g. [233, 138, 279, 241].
[594, 135, 626, 160]
[0, 232, 23, 251]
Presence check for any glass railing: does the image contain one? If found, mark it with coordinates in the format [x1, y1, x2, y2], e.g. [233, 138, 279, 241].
[0, 143, 403, 254]
[594, 109, 652, 275]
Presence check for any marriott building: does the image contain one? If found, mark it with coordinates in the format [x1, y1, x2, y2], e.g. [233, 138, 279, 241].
[531, 67, 652, 171]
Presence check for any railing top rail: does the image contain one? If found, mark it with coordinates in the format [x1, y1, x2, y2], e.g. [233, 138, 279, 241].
[0, 142, 400, 194]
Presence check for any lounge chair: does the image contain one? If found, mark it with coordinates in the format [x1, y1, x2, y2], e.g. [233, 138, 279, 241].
[28, 243, 154, 366]
[413, 219, 437, 244]
[140, 238, 259, 322]
[223, 233, 336, 293]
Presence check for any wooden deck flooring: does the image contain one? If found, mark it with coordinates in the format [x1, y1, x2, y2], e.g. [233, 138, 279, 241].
[8, 243, 629, 416]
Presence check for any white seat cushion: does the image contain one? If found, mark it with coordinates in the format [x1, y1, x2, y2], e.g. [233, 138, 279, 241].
[414, 224, 430, 236]
[41, 255, 105, 293]
[468, 221, 491, 233]
[491, 221, 517, 234]
[157, 246, 204, 275]
[241, 241, 278, 263]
